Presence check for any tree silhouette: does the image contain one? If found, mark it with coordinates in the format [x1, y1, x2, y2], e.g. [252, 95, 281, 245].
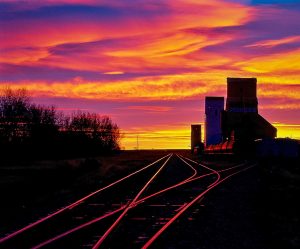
[29, 104, 59, 144]
[0, 88, 31, 143]
[66, 111, 120, 151]
[0, 88, 121, 161]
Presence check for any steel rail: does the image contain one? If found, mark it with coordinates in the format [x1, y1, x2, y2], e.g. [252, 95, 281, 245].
[139, 156, 249, 206]
[31, 154, 199, 248]
[32, 207, 125, 249]
[135, 154, 216, 205]
[91, 154, 173, 249]
[31, 155, 247, 248]
[0, 154, 171, 244]
[181, 156, 249, 175]
[142, 163, 256, 248]
[178, 155, 221, 187]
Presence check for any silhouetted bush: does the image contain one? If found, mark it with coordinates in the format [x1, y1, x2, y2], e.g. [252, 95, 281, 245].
[0, 88, 120, 161]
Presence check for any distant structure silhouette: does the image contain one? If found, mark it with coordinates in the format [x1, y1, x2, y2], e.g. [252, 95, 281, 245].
[205, 97, 224, 146]
[191, 124, 202, 153]
[204, 77, 277, 154]
[226, 78, 258, 113]
[222, 78, 276, 142]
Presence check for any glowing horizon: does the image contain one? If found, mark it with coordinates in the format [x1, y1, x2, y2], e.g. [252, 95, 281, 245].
[1, 0, 300, 149]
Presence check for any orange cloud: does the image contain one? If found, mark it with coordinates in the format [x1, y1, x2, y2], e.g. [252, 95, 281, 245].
[120, 124, 194, 149]
[3, 70, 299, 103]
[0, 0, 253, 66]
[236, 48, 300, 74]
[103, 71, 124, 75]
[257, 84, 300, 101]
[0, 72, 230, 101]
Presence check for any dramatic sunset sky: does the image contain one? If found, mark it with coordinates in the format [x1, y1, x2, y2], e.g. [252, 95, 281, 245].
[0, 0, 300, 149]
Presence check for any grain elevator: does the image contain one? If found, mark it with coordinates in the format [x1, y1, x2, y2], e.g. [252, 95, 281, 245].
[205, 97, 224, 146]
[204, 78, 277, 151]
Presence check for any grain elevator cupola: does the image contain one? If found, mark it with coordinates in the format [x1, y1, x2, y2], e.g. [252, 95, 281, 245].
[226, 77, 258, 113]
[222, 77, 277, 141]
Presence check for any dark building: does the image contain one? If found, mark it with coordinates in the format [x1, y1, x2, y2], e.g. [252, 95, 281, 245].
[191, 124, 202, 153]
[204, 78, 277, 153]
[205, 97, 224, 146]
[226, 77, 258, 113]
[222, 77, 277, 142]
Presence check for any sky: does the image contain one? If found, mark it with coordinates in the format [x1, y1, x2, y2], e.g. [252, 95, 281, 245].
[0, 0, 300, 149]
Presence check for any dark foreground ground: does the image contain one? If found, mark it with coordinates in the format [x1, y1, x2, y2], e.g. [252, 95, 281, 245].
[169, 157, 300, 249]
[0, 151, 299, 249]
[0, 150, 179, 235]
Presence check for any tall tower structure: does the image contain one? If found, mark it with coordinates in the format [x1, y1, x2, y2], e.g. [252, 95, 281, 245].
[191, 124, 201, 152]
[222, 77, 277, 141]
[205, 97, 224, 146]
[226, 78, 258, 113]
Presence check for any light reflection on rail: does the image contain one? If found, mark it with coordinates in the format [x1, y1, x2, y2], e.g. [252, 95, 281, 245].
[0, 154, 255, 249]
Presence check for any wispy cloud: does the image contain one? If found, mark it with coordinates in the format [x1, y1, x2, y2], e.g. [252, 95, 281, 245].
[245, 35, 300, 48]
[119, 105, 173, 112]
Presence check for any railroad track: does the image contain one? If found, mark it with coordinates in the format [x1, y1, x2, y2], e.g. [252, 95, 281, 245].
[0, 154, 255, 249]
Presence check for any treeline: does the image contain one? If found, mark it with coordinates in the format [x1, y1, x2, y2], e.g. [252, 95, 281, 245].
[0, 88, 120, 160]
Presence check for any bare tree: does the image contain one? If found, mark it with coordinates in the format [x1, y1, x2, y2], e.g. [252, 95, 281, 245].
[67, 111, 121, 150]
[0, 87, 31, 142]
[29, 104, 59, 142]
[0, 87, 121, 160]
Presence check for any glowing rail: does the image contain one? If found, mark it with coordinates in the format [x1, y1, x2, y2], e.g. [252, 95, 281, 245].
[32, 155, 247, 248]
[0, 154, 170, 244]
[142, 161, 255, 248]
